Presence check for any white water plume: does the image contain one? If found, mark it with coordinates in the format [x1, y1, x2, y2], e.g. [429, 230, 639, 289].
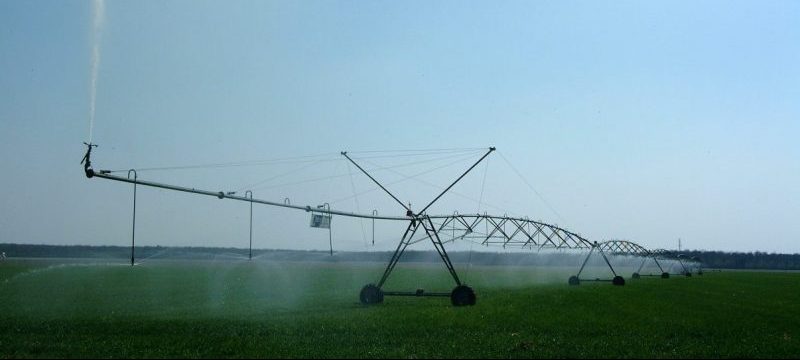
[3, 262, 126, 284]
[88, 0, 105, 143]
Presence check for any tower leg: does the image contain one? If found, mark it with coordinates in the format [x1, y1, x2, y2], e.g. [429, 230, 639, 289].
[360, 221, 419, 305]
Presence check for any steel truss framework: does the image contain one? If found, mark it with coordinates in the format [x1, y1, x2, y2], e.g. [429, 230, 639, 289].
[569, 240, 635, 286]
[569, 240, 672, 286]
[651, 249, 703, 277]
[81, 144, 702, 307]
[359, 213, 596, 305]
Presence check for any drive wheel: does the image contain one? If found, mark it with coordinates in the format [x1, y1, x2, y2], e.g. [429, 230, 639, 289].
[359, 284, 384, 305]
[568, 276, 580, 286]
[450, 285, 476, 306]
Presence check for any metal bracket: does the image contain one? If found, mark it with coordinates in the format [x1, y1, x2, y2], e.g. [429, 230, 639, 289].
[81, 142, 98, 177]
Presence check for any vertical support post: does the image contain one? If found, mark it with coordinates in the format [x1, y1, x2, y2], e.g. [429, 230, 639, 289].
[372, 210, 378, 246]
[502, 213, 507, 247]
[324, 203, 332, 256]
[246, 190, 253, 260]
[483, 211, 488, 246]
[453, 211, 458, 239]
[127, 169, 137, 266]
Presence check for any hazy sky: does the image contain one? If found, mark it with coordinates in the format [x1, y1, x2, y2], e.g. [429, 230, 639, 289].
[1, 0, 798, 254]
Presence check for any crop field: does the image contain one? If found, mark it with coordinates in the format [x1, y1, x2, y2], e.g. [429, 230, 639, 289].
[1, 258, 799, 358]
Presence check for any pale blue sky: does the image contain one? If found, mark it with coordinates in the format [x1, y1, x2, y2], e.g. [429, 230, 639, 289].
[1, 0, 798, 253]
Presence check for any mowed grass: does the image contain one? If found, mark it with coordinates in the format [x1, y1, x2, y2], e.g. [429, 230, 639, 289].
[0, 258, 798, 358]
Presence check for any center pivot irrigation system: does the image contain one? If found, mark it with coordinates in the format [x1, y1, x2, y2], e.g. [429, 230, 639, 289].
[82, 144, 702, 306]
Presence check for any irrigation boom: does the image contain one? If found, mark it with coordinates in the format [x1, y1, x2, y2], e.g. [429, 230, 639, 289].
[81, 144, 702, 306]
[88, 170, 412, 221]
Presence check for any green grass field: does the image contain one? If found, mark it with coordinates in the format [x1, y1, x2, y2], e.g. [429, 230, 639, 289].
[1, 258, 798, 358]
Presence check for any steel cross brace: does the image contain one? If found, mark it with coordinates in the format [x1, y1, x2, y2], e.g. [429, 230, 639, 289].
[420, 216, 462, 286]
[662, 257, 690, 276]
[376, 220, 419, 288]
[677, 258, 692, 277]
[346, 148, 494, 302]
[375, 215, 462, 298]
[576, 246, 619, 279]
[635, 255, 665, 276]
[574, 243, 623, 285]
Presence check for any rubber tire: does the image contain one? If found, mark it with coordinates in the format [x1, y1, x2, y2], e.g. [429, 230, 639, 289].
[661, 272, 670, 279]
[697, 270, 703, 276]
[632, 272, 640, 279]
[685, 272, 692, 277]
[450, 285, 476, 306]
[568, 276, 580, 286]
[359, 284, 384, 305]
[612, 276, 625, 286]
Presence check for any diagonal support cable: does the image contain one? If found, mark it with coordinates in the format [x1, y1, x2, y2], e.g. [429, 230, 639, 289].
[419, 147, 494, 215]
[341, 151, 410, 212]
